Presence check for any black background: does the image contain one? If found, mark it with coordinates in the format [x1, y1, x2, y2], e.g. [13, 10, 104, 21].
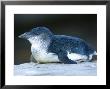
[14, 14, 97, 65]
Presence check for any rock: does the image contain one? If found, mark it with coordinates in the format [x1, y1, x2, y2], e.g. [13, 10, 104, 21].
[14, 62, 97, 76]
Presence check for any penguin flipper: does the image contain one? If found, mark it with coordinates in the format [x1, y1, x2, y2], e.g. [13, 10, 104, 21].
[58, 51, 77, 64]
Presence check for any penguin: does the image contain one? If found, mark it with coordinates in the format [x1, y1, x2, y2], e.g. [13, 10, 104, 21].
[18, 27, 97, 64]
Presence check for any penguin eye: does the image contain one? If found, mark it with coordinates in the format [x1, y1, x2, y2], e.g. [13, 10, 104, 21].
[31, 28, 41, 35]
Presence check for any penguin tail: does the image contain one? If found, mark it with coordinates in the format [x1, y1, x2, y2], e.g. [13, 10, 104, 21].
[89, 51, 97, 62]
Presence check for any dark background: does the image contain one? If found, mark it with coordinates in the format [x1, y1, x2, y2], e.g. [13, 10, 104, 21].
[14, 14, 97, 65]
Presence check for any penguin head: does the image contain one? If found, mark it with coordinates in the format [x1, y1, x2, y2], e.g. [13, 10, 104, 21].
[18, 27, 54, 41]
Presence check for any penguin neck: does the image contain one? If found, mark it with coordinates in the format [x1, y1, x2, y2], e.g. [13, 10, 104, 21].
[28, 35, 52, 52]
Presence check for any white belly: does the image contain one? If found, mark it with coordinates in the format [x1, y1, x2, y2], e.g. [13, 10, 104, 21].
[32, 52, 59, 63]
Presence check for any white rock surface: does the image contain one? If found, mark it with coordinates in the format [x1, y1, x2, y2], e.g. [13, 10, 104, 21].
[14, 62, 97, 76]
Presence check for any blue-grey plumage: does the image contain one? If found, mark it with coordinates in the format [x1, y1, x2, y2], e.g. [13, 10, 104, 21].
[49, 35, 95, 56]
[18, 27, 97, 64]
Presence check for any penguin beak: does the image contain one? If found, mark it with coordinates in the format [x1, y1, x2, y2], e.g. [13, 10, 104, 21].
[18, 32, 31, 39]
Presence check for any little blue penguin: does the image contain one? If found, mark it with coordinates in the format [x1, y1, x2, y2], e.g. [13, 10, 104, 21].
[18, 27, 97, 64]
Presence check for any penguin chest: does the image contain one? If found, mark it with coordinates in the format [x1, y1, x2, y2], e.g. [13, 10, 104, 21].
[31, 46, 59, 63]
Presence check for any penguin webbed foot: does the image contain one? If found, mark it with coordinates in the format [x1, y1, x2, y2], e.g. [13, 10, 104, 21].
[65, 60, 77, 64]
[58, 51, 77, 64]
[60, 57, 77, 64]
